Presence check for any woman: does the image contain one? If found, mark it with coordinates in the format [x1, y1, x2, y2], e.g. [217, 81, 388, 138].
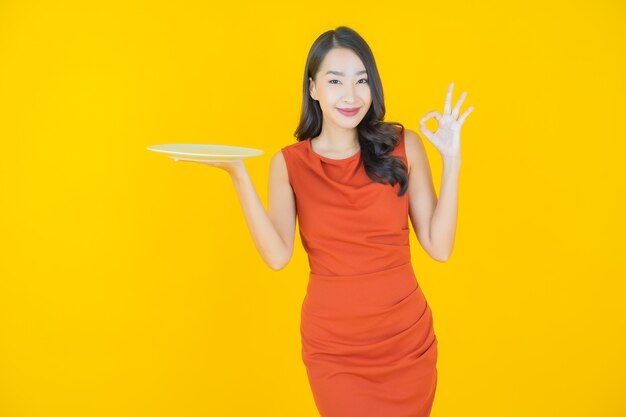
[182, 26, 473, 417]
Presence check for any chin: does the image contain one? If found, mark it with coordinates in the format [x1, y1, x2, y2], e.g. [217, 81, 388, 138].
[335, 115, 364, 127]
[336, 120, 360, 129]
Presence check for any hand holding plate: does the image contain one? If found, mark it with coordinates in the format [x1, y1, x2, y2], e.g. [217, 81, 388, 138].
[174, 158, 246, 177]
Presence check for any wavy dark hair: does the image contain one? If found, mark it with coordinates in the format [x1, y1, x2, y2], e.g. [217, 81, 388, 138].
[293, 26, 408, 197]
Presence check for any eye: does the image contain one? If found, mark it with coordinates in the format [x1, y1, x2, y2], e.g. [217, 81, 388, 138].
[329, 79, 368, 85]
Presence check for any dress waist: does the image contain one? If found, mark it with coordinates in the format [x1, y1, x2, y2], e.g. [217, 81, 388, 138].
[304, 262, 419, 315]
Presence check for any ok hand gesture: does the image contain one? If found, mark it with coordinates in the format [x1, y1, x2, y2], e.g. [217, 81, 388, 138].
[419, 82, 474, 159]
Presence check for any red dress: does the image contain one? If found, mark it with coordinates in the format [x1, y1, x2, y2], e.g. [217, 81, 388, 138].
[281, 128, 438, 417]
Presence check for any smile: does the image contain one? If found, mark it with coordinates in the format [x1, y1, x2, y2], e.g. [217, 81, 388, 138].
[337, 107, 360, 117]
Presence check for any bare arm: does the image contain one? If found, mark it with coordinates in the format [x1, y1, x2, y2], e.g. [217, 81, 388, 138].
[404, 129, 460, 262]
[229, 152, 296, 270]
[178, 151, 296, 270]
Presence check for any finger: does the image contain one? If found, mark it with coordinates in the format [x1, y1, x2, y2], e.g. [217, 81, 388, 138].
[419, 124, 435, 142]
[458, 106, 474, 125]
[419, 112, 438, 142]
[444, 82, 454, 115]
[452, 91, 467, 119]
[420, 110, 441, 126]
[175, 159, 206, 165]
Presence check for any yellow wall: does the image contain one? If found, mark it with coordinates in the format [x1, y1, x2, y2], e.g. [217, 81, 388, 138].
[0, 0, 624, 416]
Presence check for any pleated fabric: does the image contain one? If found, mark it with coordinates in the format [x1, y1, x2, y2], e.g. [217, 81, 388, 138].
[281, 128, 438, 417]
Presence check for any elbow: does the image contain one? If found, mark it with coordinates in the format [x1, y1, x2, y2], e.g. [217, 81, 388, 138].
[431, 249, 452, 263]
[425, 236, 452, 262]
[269, 255, 291, 271]
[428, 240, 453, 263]
[270, 262, 286, 271]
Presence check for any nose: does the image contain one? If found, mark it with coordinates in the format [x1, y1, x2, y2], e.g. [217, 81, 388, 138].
[342, 87, 356, 104]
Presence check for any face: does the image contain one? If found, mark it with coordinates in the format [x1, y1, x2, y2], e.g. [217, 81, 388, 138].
[309, 48, 372, 129]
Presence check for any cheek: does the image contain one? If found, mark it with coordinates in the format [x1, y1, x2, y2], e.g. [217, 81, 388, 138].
[320, 90, 341, 106]
[321, 86, 338, 99]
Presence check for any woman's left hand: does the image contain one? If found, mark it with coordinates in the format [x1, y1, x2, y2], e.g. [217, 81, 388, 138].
[419, 82, 474, 159]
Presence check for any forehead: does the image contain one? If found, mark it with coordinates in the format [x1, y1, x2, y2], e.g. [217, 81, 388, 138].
[319, 48, 366, 74]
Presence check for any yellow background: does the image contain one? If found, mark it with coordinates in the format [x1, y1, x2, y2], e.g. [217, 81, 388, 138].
[1, 0, 624, 416]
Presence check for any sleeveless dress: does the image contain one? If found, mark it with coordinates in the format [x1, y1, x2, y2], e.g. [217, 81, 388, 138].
[280, 128, 438, 417]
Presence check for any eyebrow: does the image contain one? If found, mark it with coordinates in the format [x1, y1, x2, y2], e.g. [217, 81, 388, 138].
[325, 70, 368, 76]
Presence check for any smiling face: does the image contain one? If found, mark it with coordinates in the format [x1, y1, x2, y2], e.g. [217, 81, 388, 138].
[309, 47, 372, 129]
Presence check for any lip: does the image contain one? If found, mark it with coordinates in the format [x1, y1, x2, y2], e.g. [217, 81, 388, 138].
[337, 107, 361, 116]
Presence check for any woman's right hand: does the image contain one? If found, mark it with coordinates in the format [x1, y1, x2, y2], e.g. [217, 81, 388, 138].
[174, 158, 247, 178]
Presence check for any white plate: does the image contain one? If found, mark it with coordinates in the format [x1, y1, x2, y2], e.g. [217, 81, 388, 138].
[147, 144, 264, 162]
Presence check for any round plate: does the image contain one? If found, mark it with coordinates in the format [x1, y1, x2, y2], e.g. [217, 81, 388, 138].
[147, 144, 264, 162]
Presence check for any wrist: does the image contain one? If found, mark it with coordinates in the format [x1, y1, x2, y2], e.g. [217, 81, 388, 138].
[229, 165, 249, 182]
[442, 154, 461, 166]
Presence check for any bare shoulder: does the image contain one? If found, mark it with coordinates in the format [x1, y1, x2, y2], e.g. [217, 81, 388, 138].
[403, 128, 428, 175]
[270, 149, 288, 177]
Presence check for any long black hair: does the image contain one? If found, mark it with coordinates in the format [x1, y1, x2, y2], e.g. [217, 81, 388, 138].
[294, 26, 408, 197]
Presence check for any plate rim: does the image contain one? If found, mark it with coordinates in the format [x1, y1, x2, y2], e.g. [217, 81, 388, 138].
[147, 144, 264, 157]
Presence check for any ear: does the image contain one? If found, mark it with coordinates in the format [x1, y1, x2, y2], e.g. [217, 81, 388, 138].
[309, 77, 317, 101]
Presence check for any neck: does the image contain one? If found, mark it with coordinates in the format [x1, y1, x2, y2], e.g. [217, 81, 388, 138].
[315, 125, 360, 150]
